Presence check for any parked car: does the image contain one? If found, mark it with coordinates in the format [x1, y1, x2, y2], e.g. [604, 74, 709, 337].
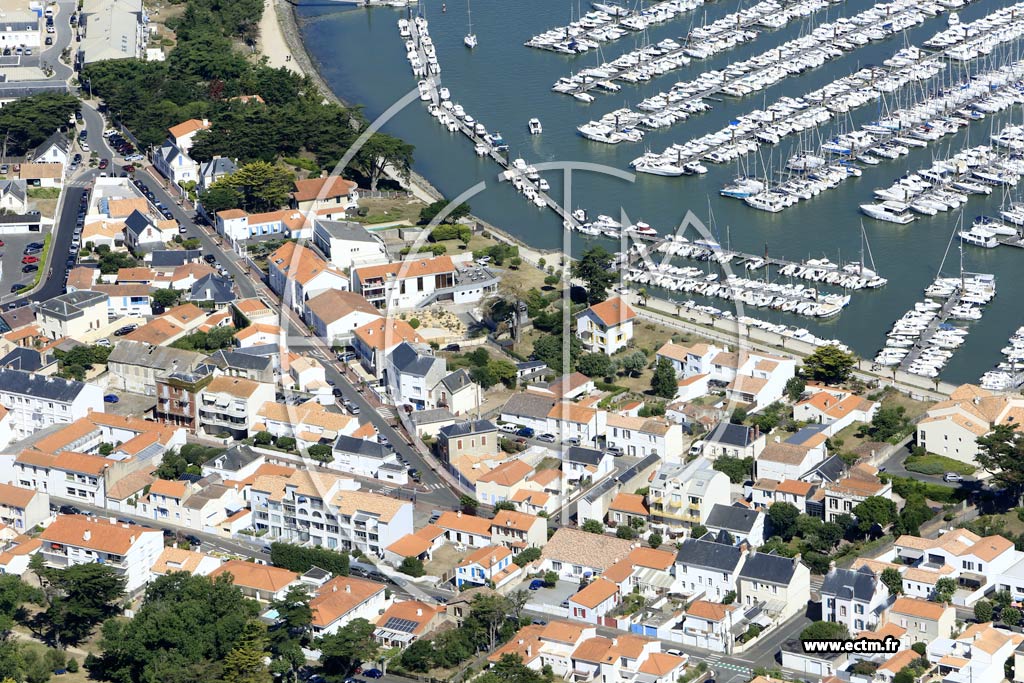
[103, 394, 119, 403]
[499, 423, 518, 434]
[565, 437, 581, 446]
[363, 670, 383, 679]
[26, 242, 43, 249]
[516, 426, 535, 438]
[537, 433, 556, 443]
[95, 338, 111, 347]
[203, 254, 216, 264]
[21, 264, 38, 273]
[98, 158, 109, 169]
[59, 505, 82, 515]
[606, 446, 624, 457]
[944, 472, 963, 483]
[21, 256, 38, 264]
[185, 535, 202, 547]
[114, 324, 138, 336]
[528, 579, 545, 590]
[443, 343, 461, 352]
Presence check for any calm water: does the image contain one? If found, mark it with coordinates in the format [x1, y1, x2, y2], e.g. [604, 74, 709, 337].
[296, 0, 1023, 383]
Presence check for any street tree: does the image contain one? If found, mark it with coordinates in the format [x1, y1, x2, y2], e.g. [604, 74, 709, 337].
[851, 496, 897, 536]
[571, 246, 617, 303]
[803, 345, 856, 384]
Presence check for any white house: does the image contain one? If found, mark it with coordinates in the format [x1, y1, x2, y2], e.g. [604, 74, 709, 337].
[737, 551, 811, 622]
[311, 220, 388, 271]
[566, 577, 620, 623]
[648, 458, 731, 533]
[305, 290, 381, 347]
[794, 387, 879, 436]
[575, 297, 636, 356]
[32, 131, 71, 165]
[704, 504, 765, 548]
[154, 119, 210, 186]
[820, 565, 890, 632]
[456, 545, 521, 591]
[0, 483, 49, 533]
[754, 425, 829, 481]
[915, 385, 1024, 467]
[933, 622, 1022, 683]
[351, 256, 460, 311]
[674, 538, 746, 600]
[656, 341, 724, 377]
[605, 413, 684, 459]
[40, 515, 163, 593]
[0, 370, 104, 440]
[385, 342, 448, 411]
[267, 242, 349, 316]
[310, 575, 388, 636]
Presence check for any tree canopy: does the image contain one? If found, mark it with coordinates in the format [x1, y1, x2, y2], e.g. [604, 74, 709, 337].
[650, 358, 677, 399]
[803, 345, 856, 384]
[0, 93, 79, 156]
[571, 246, 617, 304]
[976, 423, 1024, 498]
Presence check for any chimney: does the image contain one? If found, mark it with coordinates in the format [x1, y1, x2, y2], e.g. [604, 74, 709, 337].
[345, 584, 351, 593]
[416, 607, 423, 617]
[457, 510, 462, 518]
[83, 530, 91, 542]
[332, 584, 338, 593]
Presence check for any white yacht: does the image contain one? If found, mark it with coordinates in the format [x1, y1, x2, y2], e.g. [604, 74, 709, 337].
[720, 177, 764, 198]
[860, 203, 916, 224]
[464, 0, 477, 48]
[959, 226, 999, 248]
[528, 118, 542, 135]
[577, 122, 624, 144]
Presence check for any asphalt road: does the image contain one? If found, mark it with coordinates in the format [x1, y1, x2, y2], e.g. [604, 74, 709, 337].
[128, 169, 461, 510]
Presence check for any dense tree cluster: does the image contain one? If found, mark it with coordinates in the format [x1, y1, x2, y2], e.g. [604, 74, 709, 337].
[0, 94, 79, 156]
[82, 0, 412, 190]
[269, 543, 350, 576]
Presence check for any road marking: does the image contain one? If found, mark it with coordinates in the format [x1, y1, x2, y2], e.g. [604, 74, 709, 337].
[378, 486, 395, 497]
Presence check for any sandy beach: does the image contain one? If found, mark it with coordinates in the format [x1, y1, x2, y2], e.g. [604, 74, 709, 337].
[257, 0, 304, 75]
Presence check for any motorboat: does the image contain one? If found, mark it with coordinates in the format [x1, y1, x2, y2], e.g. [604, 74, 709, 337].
[528, 118, 542, 135]
[860, 203, 916, 224]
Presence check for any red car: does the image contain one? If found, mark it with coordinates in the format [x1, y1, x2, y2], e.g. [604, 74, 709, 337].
[21, 256, 38, 264]
[0, 240, 4, 247]
[98, 158, 109, 170]
[122, 164, 135, 173]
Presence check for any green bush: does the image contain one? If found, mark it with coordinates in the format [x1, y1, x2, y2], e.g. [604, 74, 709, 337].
[269, 542, 349, 576]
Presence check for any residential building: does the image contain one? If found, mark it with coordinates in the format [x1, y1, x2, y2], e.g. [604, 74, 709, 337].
[794, 387, 879, 436]
[374, 600, 445, 648]
[709, 350, 797, 412]
[490, 509, 546, 550]
[883, 597, 956, 646]
[304, 290, 381, 347]
[475, 460, 536, 507]
[267, 242, 349, 315]
[607, 492, 649, 528]
[931, 622, 1022, 683]
[250, 471, 413, 555]
[438, 420, 498, 465]
[547, 403, 604, 448]
[820, 565, 890, 632]
[36, 291, 108, 341]
[210, 560, 300, 602]
[197, 157, 237, 193]
[310, 575, 388, 636]
[539, 528, 635, 582]
[563, 446, 613, 483]
[154, 119, 209, 185]
[916, 385, 1024, 466]
[154, 363, 217, 431]
[352, 319, 425, 380]
[705, 504, 765, 547]
[680, 600, 738, 652]
[32, 132, 70, 165]
[656, 341, 724, 378]
[500, 392, 557, 434]
[77, 0, 144, 65]
[888, 528, 1019, 599]
[386, 342, 447, 410]
[755, 430, 828, 482]
[737, 551, 810, 622]
[108, 341, 206, 396]
[567, 577, 620, 623]
[196, 376, 275, 439]
[351, 256, 459, 310]
[702, 422, 766, 459]
[215, 208, 306, 243]
[432, 369, 481, 416]
[0, 369, 104, 440]
[123, 210, 176, 253]
[311, 220, 386, 270]
[575, 297, 636, 355]
[821, 464, 892, 523]
[434, 510, 493, 549]
[190, 274, 235, 305]
[0, 483, 49, 532]
[648, 458, 731, 533]
[151, 546, 223, 577]
[605, 413, 684, 459]
[674, 538, 746, 600]
[291, 177, 359, 213]
[750, 479, 817, 514]
[455, 545, 521, 590]
[40, 515, 163, 592]
[331, 434, 405, 483]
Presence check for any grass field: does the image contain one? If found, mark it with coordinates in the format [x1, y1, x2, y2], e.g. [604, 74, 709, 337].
[905, 453, 975, 476]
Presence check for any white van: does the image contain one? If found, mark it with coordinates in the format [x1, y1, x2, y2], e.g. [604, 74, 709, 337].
[499, 423, 518, 434]
[688, 440, 705, 457]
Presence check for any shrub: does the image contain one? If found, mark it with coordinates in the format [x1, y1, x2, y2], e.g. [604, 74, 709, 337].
[399, 557, 425, 577]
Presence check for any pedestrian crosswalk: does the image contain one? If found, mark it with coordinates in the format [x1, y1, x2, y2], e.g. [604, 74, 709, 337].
[422, 482, 448, 490]
[704, 654, 751, 676]
[378, 406, 395, 420]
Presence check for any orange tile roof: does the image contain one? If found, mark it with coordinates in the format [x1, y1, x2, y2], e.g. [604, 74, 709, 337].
[108, 198, 150, 219]
[169, 118, 210, 139]
[123, 317, 183, 345]
[217, 208, 247, 220]
[305, 290, 380, 325]
[547, 401, 596, 424]
[163, 303, 207, 327]
[53, 451, 110, 475]
[476, 459, 533, 486]
[492, 509, 540, 532]
[540, 620, 585, 644]
[376, 600, 438, 635]
[583, 297, 636, 327]
[210, 560, 299, 593]
[627, 547, 675, 571]
[0, 483, 37, 508]
[460, 544, 513, 569]
[776, 479, 813, 496]
[569, 577, 619, 609]
[205, 375, 263, 398]
[149, 479, 187, 498]
[488, 624, 544, 664]
[639, 652, 687, 676]
[687, 599, 737, 621]
[355, 255, 456, 282]
[117, 267, 156, 283]
[291, 176, 357, 203]
[386, 533, 434, 558]
[152, 547, 216, 575]
[877, 649, 918, 674]
[435, 511, 492, 537]
[608, 492, 649, 517]
[353, 319, 424, 351]
[890, 597, 947, 620]
[311, 575, 386, 628]
[42, 515, 160, 554]
[572, 637, 615, 663]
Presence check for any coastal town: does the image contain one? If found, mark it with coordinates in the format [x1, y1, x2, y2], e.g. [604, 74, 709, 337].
[1, 0, 1024, 683]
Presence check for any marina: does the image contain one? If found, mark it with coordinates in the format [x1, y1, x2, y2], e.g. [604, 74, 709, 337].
[551, 0, 839, 98]
[525, 0, 709, 54]
[875, 268, 996, 378]
[979, 325, 1024, 390]
[300, 0, 1024, 384]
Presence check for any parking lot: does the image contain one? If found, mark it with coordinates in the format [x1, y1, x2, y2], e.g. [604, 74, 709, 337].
[0, 231, 50, 298]
[525, 579, 579, 615]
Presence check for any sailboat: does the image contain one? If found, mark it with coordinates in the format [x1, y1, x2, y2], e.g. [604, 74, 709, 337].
[464, 0, 477, 48]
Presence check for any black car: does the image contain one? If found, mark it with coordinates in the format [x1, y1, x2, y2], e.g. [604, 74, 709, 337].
[9, 284, 24, 293]
[203, 254, 216, 264]
[113, 324, 138, 336]
[21, 264, 38, 273]
[26, 242, 43, 250]
[45, 36, 52, 45]
[59, 505, 82, 515]
[184, 534, 202, 547]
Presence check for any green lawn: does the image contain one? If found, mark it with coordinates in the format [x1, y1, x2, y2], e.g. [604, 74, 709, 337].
[905, 453, 975, 476]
